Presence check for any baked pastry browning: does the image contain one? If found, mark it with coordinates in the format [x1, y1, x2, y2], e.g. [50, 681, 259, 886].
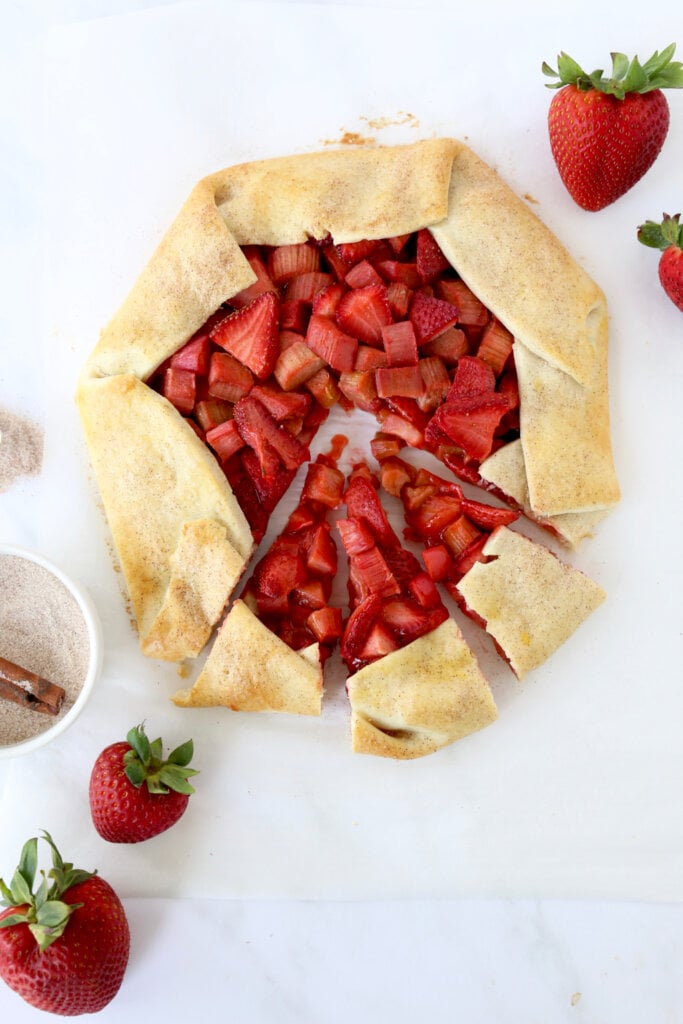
[77, 138, 618, 748]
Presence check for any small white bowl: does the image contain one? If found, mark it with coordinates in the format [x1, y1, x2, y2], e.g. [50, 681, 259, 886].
[0, 544, 102, 758]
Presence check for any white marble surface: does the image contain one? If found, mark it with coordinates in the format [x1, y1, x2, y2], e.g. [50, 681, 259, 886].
[1, 0, 683, 1019]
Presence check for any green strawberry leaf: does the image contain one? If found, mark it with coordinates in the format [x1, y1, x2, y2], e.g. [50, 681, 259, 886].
[124, 759, 147, 788]
[9, 867, 33, 907]
[127, 724, 152, 764]
[18, 837, 38, 892]
[167, 738, 194, 767]
[544, 43, 683, 95]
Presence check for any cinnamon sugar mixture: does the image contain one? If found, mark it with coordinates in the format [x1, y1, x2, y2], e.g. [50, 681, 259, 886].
[0, 554, 90, 746]
[0, 405, 43, 493]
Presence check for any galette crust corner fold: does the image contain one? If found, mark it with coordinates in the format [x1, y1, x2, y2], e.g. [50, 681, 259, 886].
[171, 599, 323, 716]
[346, 618, 498, 759]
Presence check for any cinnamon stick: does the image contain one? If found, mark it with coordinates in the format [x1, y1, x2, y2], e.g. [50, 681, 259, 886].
[0, 656, 65, 716]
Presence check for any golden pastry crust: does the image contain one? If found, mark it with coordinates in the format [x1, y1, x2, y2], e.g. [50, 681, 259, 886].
[77, 136, 618, 689]
[171, 599, 323, 715]
[346, 618, 498, 759]
[455, 526, 606, 679]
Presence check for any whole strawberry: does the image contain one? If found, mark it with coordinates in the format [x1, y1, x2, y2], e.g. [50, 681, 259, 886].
[89, 723, 198, 843]
[638, 213, 683, 312]
[0, 831, 129, 1015]
[543, 44, 683, 211]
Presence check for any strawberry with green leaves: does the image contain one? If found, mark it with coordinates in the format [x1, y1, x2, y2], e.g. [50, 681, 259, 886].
[0, 831, 130, 1015]
[89, 723, 198, 843]
[543, 44, 683, 211]
[638, 213, 683, 312]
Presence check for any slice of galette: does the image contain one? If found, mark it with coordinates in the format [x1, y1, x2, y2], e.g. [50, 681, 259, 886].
[171, 446, 345, 715]
[338, 462, 497, 759]
[378, 454, 606, 679]
[77, 138, 619, 668]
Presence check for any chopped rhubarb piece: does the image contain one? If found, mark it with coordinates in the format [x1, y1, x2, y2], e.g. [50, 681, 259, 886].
[335, 239, 386, 264]
[416, 229, 451, 282]
[194, 399, 233, 432]
[208, 351, 254, 402]
[477, 318, 514, 377]
[230, 247, 277, 308]
[370, 434, 404, 463]
[376, 409, 424, 448]
[383, 395, 428, 431]
[250, 384, 311, 423]
[335, 284, 393, 347]
[336, 516, 376, 556]
[268, 242, 321, 284]
[162, 367, 195, 413]
[312, 282, 347, 318]
[306, 314, 358, 372]
[409, 290, 459, 346]
[374, 259, 421, 288]
[421, 326, 469, 364]
[408, 492, 462, 541]
[171, 334, 211, 375]
[375, 364, 425, 399]
[338, 370, 379, 412]
[417, 356, 451, 411]
[443, 514, 482, 559]
[377, 455, 412, 496]
[307, 606, 343, 645]
[293, 580, 327, 609]
[320, 242, 351, 282]
[285, 271, 332, 302]
[305, 367, 341, 408]
[354, 345, 387, 371]
[421, 543, 453, 582]
[448, 533, 490, 579]
[436, 278, 489, 329]
[205, 418, 245, 462]
[211, 291, 279, 380]
[344, 259, 384, 289]
[274, 340, 325, 391]
[279, 299, 310, 334]
[234, 394, 309, 473]
[381, 320, 418, 366]
[302, 460, 345, 508]
[385, 281, 413, 320]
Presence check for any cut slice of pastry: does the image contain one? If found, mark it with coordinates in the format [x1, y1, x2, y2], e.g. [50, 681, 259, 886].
[338, 461, 497, 758]
[171, 446, 345, 714]
[379, 453, 605, 678]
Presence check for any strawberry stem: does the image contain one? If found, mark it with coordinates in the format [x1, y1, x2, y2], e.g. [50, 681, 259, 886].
[543, 43, 683, 97]
[122, 723, 198, 796]
[638, 213, 683, 251]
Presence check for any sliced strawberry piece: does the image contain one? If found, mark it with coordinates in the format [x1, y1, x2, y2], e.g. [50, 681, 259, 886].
[253, 541, 308, 599]
[375, 365, 424, 399]
[421, 543, 454, 582]
[312, 282, 347, 318]
[408, 492, 462, 541]
[408, 571, 442, 609]
[409, 290, 460, 346]
[426, 394, 510, 463]
[211, 291, 279, 380]
[449, 533, 490, 579]
[335, 239, 386, 264]
[383, 545, 423, 588]
[344, 259, 384, 289]
[293, 580, 327, 609]
[386, 233, 412, 254]
[460, 497, 520, 530]
[268, 242, 320, 284]
[171, 334, 211, 376]
[208, 351, 254, 403]
[222, 453, 270, 543]
[447, 354, 497, 399]
[162, 367, 196, 414]
[376, 408, 424, 448]
[306, 314, 358, 372]
[205, 418, 245, 462]
[374, 259, 421, 288]
[344, 474, 398, 548]
[305, 522, 338, 577]
[359, 621, 399, 661]
[250, 384, 311, 423]
[341, 594, 383, 671]
[381, 598, 448, 647]
[416, 229, 451, 282]
[381, 320, 418, 366]
[234, 394, 309, 473]
[302, 460, 345, 509]
[274, 340, 325, 391]
[335, 284, 393, 347]
[320, 242, 351, 282]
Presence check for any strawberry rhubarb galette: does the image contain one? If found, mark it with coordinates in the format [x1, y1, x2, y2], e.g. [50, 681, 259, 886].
[77, 138, 619, 758]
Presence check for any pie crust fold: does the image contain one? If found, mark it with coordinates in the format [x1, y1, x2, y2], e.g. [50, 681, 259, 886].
[171, 599, 323, 716]
[346, 618, 498, 759]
